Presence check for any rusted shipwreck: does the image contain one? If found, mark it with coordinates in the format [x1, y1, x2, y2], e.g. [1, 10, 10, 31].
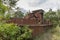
[7, 9, 52, 37]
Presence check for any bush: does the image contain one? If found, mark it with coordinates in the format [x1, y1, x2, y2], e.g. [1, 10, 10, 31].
[0, 23, 32, 40]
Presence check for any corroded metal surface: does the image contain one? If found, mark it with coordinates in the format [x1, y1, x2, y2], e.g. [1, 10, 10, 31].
[7, 9, 52, 37]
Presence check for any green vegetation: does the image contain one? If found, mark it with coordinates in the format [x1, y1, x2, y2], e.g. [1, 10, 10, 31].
[0, 23, 32, 40]
[44, 9, 60, 27]
[0, 0, 8, 19]
[0, 0, 32, 40]
[14, 7, 24, 18]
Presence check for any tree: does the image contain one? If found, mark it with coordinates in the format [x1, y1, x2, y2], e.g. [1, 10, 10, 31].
[2, 0, 19, 18]
[44, 9, 60, 27]
[2, 0, 19, 7]
[0, 0, 8, 19]
[56, 9, 60, 26]
[14, 7, 24, 18]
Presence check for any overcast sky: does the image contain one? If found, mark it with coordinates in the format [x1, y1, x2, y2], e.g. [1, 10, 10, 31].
[16, 0, 60, 11]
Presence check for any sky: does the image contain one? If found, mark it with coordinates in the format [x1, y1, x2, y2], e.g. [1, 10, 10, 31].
[16, 0, 60, 11]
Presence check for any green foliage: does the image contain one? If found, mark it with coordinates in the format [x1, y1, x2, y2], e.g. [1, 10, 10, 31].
[14, 11, 24, 18]
[0, 0, 24, 19]
[44, 9, 60, 27]
[9, 0, 19, 6]
[0, 0, 9, 20]
[0, 4, 8, 12]
[13, 7, 24, 18]
[2, 0, 19, 7]
[5, 13, 11, 20]
[0, 23, 32, 40]
[0, 0, 8, 13]
[0, 1, 31, 40]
